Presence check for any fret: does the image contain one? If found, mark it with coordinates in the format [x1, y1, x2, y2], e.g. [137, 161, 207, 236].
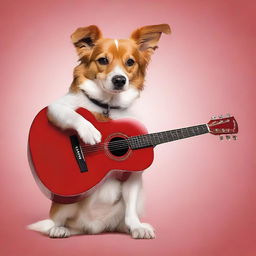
[164, 131, 169, 142]
[149, 135, 154, 145]
[174, 129, 179, 139]
[148, 134, 154, 145]
[182, 128, 189, 138]
[174, 130, 179, 140]
[159, 132, 165, 142]
[180, 128, 185, 138]
[155, 134, 161, 145]
[145, 134, 151, 147]
[192, 126, 198, 136]
[200, 125, 207, 133]
[187, 126, 195, 136]
[198, 126, 202, 134]
[171, 130, 178, 140]
[143, 134, 148, 147]
[177, 129, 183, 139]
[134, 136, 139, 148]
[167, 130, 174, 141]
[183, 127, 189, 138]
[141, 136, 145, 146]
[145, 134, 150, 146]
[201, 125, 206, 133]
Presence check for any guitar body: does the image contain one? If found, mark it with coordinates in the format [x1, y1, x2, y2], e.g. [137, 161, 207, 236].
[28, 106, 238, 204]
[28, 107, 154, 203]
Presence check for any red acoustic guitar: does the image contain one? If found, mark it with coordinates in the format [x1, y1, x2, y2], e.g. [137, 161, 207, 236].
[28, 108, 238, 203]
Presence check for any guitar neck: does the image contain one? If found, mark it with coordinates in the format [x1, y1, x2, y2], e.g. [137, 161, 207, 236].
[128, 124, 209, 150]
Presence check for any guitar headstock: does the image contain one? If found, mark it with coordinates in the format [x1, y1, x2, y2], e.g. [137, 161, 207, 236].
[207, 114, 238, 140]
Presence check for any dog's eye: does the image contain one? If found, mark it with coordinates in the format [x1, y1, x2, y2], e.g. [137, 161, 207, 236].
[97, 57, 109, 65]
[126, 58, 135, 67]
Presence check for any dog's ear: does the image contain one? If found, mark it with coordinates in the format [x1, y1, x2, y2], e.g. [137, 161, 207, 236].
[130, 24, 171, 60]
[71, 25, 102, 60]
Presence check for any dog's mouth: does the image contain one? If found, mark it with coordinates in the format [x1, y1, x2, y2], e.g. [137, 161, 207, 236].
[109, 87, 127, 94]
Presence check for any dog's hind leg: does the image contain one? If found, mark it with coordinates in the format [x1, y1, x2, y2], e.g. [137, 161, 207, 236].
[48, 202, 78, 238]
[122, 172, 155, 239]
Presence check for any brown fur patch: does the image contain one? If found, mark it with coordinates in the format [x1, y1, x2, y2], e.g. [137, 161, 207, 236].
[92, 112, 111, 121]
[69, 63, 87, 93]
[49, 202, 62, 219]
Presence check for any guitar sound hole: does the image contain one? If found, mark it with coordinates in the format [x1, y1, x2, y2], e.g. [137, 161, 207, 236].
[108, 137, 129, 157]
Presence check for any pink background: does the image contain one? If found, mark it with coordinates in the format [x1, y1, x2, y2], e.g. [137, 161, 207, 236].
[1, 0, 255, 255]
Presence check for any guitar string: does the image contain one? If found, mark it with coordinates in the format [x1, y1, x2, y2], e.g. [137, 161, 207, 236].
[80, 133, 181, 153]
[80, 129, 207, 153]
[79, 125, 207, 151]
[67, 124, 209, 154]
[80, 135, 158, 153]
[86, 126, 207, 149]
[78, 128, 207, 154]
[81, 135, 183, 154]
[80, 134, 156, 149]
[81, 141, 157, 153]
[80, 140, 151, 153]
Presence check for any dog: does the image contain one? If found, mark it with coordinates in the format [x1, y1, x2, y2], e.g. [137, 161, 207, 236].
[28, 24, 171, 239]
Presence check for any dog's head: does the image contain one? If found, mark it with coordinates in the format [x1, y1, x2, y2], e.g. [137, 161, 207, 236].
[70, 24, 171, 95]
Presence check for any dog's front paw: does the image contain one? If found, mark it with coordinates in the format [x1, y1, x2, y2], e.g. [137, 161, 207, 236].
[130, 223, 155, 239]
[77, 122, 102, 145]
[49, 226, 70, 238]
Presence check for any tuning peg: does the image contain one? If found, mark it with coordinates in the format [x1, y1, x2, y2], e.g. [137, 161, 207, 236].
[219, 115, 223, 119]
[219, 135, 224, 140]
[211, 115, 217, 120]
[232, 135, 237, 140]
[226, 135, 231, 140]
[226, 113, 231, 117]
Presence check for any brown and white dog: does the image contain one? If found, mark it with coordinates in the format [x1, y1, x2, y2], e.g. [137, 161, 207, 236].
[28, 24, 171, 239]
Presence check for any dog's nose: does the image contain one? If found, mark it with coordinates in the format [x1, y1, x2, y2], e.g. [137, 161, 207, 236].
[112, 75, 126, 89]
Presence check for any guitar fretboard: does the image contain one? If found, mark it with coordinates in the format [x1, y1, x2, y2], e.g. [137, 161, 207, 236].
[127, 124, 209, 150]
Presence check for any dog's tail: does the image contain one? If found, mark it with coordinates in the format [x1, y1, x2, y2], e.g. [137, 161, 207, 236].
[27, 219, 55, 234]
